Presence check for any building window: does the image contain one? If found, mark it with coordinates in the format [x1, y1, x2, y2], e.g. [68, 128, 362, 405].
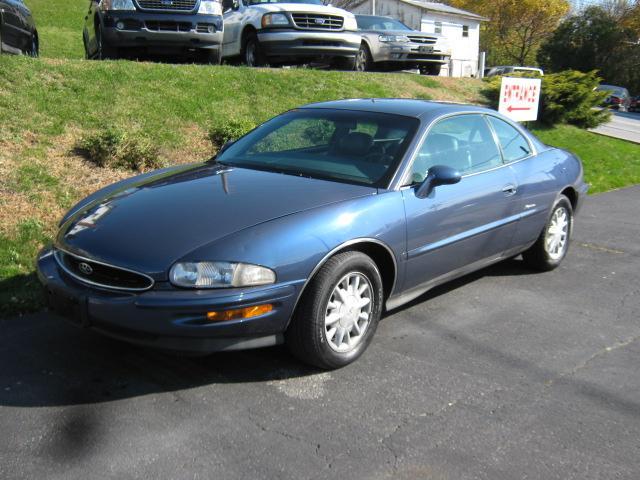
[435, 21, 442, 34]
[462, 25, 469, 37]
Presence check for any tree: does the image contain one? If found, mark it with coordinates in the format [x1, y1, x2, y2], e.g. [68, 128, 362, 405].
[537, 6, 640, 93]
[449, 0, 570, 66]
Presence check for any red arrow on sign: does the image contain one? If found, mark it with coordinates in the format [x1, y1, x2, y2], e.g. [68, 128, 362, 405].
[507, 106, 531, 112]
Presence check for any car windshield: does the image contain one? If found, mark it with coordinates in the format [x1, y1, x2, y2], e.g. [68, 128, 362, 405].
[356, 15, 412, 31]
[216, 109, 419, 187]
[247, 0, 323, 4]
[597, 85, 625, 96]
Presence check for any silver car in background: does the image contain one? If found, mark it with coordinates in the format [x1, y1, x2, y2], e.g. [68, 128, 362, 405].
[354, 14, 450, 75]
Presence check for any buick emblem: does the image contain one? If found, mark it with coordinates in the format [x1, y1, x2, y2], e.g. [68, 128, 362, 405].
[78, 262, 94, 276]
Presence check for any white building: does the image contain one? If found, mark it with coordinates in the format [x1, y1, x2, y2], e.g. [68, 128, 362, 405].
[349, 0, 487, 77]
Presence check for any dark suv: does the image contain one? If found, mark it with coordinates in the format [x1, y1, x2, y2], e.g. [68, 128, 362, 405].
[83, 0, 223, 62]
[0, 0, 38, 56]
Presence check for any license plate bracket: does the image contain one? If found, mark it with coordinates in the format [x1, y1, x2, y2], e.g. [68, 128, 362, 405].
[418, 46, 434, 53]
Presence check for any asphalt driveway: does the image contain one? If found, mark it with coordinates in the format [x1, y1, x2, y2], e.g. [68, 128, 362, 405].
[1, 186, 639, 480]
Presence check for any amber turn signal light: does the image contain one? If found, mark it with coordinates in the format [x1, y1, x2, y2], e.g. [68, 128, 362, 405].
[206, 304, 273, 322]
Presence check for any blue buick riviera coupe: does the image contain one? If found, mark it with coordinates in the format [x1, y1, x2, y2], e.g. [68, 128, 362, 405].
[38, 99, 588, 369]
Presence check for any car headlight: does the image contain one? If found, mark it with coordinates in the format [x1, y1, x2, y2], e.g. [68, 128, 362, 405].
[343, 14, 357, 31]
[379, 35, 410, 43]
[99, 0, 136, 11]
[170, 261, 276, 288]
[261, 13, 290, 28]
[198, 0, 222, 15]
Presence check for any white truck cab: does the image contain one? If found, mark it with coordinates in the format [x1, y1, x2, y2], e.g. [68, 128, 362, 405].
[220, 0, 361, 68]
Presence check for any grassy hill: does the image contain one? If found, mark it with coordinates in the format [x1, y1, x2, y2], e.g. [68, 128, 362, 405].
[0, 0, 638, 317]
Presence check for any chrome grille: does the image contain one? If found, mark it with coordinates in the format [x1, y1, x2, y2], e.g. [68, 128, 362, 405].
[54, 249, 154, 292]
[135, 0, 198, 12]
[291, 13, 344, 31]
[408, 36, 437, 45]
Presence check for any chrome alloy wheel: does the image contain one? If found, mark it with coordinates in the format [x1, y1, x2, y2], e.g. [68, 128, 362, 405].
[545, 206, 569, 260]
[355, 47, 367, 71]
[324, 272, 373, 353]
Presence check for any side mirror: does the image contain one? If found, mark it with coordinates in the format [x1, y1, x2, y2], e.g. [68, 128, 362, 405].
[232, 0, 240, 9]
[415, 165, 461, 199]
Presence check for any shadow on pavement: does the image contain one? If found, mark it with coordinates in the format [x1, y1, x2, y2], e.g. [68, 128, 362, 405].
[2, 257, 638, 420]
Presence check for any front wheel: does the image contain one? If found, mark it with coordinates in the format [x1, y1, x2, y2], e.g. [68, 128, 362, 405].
[522, 195, 573, 271]
[243, 31, 267, 67]
[95, 25, 116, 60]
[419, 64, 441, 76]
[29, 33, 39, 57]
[286, 251, 384, 369]
[354, 43, 372, 71]
[331, 56, 356, 71]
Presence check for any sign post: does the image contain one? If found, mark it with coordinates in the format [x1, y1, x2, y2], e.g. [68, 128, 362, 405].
[498, 77, 542, 123]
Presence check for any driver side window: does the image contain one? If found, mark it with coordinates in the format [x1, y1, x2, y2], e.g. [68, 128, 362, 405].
[409, 114, 502, 183]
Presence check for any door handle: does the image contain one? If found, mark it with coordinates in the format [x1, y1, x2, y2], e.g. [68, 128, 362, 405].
[502, 185, 517, 196]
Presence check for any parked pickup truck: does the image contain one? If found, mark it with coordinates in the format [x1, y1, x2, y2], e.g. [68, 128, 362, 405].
[220, 0, 361, 68]
[83, 0, 224, 62]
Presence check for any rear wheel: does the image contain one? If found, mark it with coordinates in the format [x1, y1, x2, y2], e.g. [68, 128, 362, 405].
[354, 43, 372, 71]
[522, 195, 573, 271]
[419, 63, 441, 76]
[286, 251, 383, 369]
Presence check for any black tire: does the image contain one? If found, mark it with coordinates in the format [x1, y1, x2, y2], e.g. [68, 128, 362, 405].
[419, 63, 441, 76]
[331, 56, 356, 71]
[95, 24, 116, 60]
[242, 31, 267, 67]
[203, 47, 221, 65]
[354, 43, 372, 72]
[522, 195, 573, 271]
[286, 251, 384, 369]
[29, 33, 39, 57]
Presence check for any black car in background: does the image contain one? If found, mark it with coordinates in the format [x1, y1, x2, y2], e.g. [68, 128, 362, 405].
[83, 0, 223, 62]
[596, 84, 631, 111]
[0, 0, 38, 56]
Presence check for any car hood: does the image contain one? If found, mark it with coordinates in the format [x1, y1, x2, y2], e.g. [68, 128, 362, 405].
[56, 163, 375, 276]
[255, 3, 351, 16]
[365, 29, 438, 37]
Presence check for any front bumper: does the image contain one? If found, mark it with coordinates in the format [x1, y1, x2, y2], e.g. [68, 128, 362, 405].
[101, 11, 223, 51]
[374, 43, 450, 65]
[37, 247, 302, 354]
[257, 29, 361, 59]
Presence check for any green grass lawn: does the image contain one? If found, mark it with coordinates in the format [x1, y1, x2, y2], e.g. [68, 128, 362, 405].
[0, 0, 638, 317]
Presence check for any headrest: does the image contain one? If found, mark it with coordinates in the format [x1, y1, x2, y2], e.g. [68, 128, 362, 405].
[426, 134, 458, 155]
[336, 132, 374, 157]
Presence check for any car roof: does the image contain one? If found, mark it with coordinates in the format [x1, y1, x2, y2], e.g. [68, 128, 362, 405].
[300, 98, 492, 119]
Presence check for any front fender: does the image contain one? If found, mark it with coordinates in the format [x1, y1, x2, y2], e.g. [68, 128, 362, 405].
[180, 190, 407, 291]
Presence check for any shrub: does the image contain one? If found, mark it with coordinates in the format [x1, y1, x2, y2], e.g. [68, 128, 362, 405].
[77, 127, 163, 171]
[481, 70, 610, 128]
[208, 119, 256, 152]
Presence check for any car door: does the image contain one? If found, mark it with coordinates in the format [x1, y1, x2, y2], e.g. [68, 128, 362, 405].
[485, 115, 564, 250]
[221, 0, 244, 57]
[400, 113, 520, 292]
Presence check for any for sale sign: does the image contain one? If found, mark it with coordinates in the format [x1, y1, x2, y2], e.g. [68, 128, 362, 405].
[498, 77, 542, 122]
